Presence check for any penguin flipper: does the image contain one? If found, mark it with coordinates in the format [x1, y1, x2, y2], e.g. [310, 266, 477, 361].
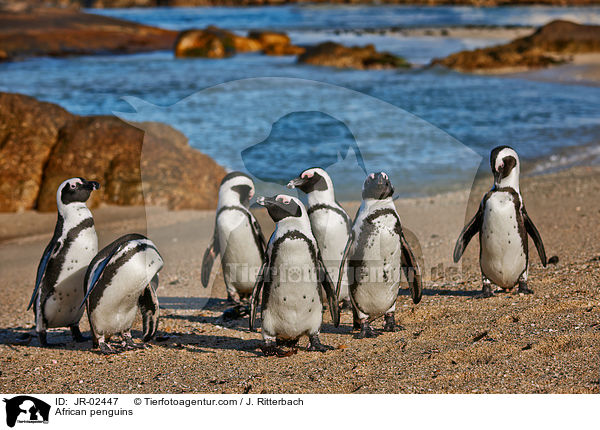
[400, 234, 423, 305]
[318, 257, 340, 327]
[28, 238, 60, 310]
[336, 231, 354, 301]
[249, 262, 267, 331]
[201, 228, 220, 288]
[81, 234, 146, 309]
[251, 217, 267, 256]
[523, 207, 547, 267]
[453, 202, 484, 263]
[139, 274, 160, 342]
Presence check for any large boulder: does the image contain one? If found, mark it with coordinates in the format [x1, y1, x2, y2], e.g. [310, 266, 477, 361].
[0, 7, 177, 59]
[0, 92, 226, 212]
[0, 93, 72, 212]
[174, 26, 262, 58]
[248, 30, 290, 47]
[298, 41, 410, 69]
[248, 30, 305, 56]
[432, 20, 600, 72]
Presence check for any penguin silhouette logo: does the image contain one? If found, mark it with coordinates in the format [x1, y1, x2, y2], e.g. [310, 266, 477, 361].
[241, 111, 367, 186]
[3, 396, 50, 427]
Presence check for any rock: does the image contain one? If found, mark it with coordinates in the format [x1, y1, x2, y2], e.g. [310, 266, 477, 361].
[0, 92, 226, 212]
[298, 41, 410, 70]
[432, 20, 600, 72]
[174, 26, 262, 58]
[248, 31, 290, 47]
[262, 42, 305, 56]
[0, 7, 177, 59]
[0, 93, 73, 212]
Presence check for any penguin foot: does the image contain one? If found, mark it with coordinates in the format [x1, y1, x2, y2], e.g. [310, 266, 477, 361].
[69, 325, 89, 343]
[517, 285, 534, 295]
[356, 321, 377, 339]
[37, 331, 48, 347]
[307, 335, 333, 353]
[276, 338, 299, 348]
[383, 313, 395, 332]
[122, 339, 144, 350]
[260, 343, 294, 357]
[99, 342, 119, 355]
[478, 284, 495, 299]
[223, 304, 250, 321]
[121, 332, 146, 350]
[37, 332, 65, 347]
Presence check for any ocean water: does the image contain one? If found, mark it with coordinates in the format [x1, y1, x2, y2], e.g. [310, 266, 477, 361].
[1, 5, 599, 199]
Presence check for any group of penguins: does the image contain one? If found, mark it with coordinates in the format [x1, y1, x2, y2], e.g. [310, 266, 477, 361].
[29, 145, 547, 356]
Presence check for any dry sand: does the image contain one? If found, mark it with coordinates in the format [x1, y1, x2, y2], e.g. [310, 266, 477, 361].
[1, 165, 599, 394]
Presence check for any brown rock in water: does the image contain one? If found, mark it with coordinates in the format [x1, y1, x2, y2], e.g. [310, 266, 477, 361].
[524, 20, 600, 53]
[0, 92, 226, 212]
[298, 41, 410, 70]
[432, 20, 600, 72]
[174, 26, 262, 58]
[248, 31, 291, 47]
[263, 43, 305, 56]
[0, 7, 177, 59]
[248, 30, 305, 56]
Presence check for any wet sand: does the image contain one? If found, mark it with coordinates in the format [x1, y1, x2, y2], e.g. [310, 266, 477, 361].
[0, 165, 599, 394]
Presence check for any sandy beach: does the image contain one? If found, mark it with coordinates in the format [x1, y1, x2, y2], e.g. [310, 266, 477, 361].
[1, 164, 598, 394]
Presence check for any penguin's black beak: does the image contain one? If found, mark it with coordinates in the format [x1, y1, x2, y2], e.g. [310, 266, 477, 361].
[287, 177, 308, 190]
[493, 166, 502, 183]
[256, 196, 277, 208]
[83, 180, 100, 191]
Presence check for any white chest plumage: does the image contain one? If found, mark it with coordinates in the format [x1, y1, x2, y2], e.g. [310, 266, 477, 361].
[43, 214, 98, 328]
[480, 191, 527, 288]
[309, 207, 350, 298]
[262, 232, 323, 340]
[349, 201, 402, 317]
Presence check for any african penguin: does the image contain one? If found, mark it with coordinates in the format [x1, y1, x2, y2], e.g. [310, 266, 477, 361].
[28, 177, 100, 346]
[453, 146, 547, 297]
[249, 195, 339, 356]
[339, 172, 422, 338]
[82, 234, 163, 354]
[201, 172, 266, 316]
[287, 168, 352, 309]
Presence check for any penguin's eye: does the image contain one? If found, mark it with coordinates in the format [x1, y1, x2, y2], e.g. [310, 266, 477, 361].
[69, 183, 77, 190]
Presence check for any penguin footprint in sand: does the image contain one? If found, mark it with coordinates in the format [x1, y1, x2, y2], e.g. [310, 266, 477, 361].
[453, 146, 547, 298]
[249, 195, 339, 357]
[82, 234, 164, 354]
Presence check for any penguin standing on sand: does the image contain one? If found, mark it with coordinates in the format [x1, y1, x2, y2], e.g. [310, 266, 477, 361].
[28, 177, 100, 346]
[453, 146, 547, 297]
[201, 172, 266, 316]
[338, 172, 422, 338]
[82, 233, 163, 354]
[249, 195, 339, 356]
[287, 168, 352, 309]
